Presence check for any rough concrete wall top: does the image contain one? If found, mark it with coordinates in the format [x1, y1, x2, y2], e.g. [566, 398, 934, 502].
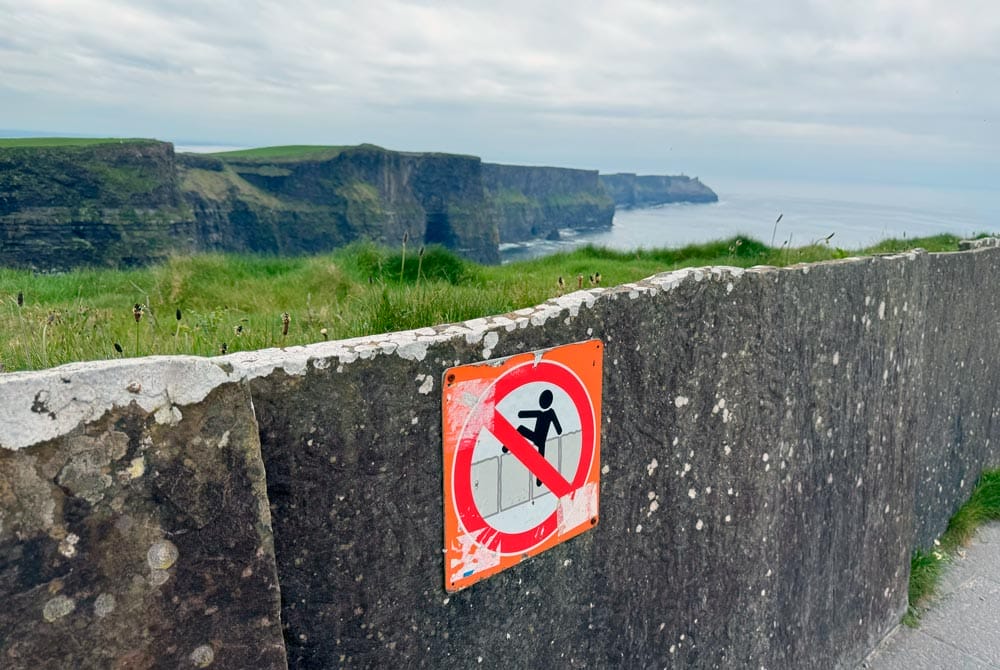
[958, 237, 1000, 250]
[0, 357, 238, 451]
[0, 358, 287, 669]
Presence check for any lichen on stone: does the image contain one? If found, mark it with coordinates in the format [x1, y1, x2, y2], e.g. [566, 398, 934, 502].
[42, 595, 75, 622]
[190, 644, 215, 667]
[147, 539, 179, 570]
[93, 593, 116, 618]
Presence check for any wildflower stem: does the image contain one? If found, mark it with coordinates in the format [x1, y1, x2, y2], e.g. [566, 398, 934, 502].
[41, 322, 49, 368]
[770, 213, 783, 248]
[400, 232, 409, 283]
[133, 303, 144, 357]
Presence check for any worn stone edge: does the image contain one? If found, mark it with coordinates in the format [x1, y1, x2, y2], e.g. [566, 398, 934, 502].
[0, 356, 242, 451]
[0, 242, 970, 452]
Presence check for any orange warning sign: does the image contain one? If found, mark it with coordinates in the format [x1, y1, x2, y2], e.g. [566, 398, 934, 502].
[442, 339, 603, 592]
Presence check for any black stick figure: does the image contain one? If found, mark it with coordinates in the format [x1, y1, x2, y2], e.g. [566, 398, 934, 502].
[503, 389, 562, 486]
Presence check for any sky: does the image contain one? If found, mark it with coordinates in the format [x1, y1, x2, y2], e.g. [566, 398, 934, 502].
[1, 0, 998, 189]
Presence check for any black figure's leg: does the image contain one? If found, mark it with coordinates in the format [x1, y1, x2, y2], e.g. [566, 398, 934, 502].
[506, 425, 535, 453]
[535, 439, 545, 486]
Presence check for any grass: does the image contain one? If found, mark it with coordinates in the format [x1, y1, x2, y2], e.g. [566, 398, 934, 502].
[208, 145, 351, 162]
[904, 469, 1000, 626]
[0, 233, 968, 373]
[0, 137, 155, 148]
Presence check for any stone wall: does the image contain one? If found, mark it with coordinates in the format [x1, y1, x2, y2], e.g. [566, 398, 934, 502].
[0, 358, 286, 668]
[2, 245, 999, 668]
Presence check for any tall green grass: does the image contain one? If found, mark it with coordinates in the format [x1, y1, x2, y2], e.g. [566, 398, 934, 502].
[0, 234, 964, 372]
[905, 469, 1000, 626]
[208, 145, 349, 161]
[0, 137, 154, 148]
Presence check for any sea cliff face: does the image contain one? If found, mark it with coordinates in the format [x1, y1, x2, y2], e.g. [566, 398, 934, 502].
[0, 140, 718, 270]
[482, 163, 615, 243]
[0, 141, 196, 269]
[600, 172, 718, 208]
[180, 145, 499, 264]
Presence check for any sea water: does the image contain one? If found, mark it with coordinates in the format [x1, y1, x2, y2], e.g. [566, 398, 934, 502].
[500, 179, 998, 263]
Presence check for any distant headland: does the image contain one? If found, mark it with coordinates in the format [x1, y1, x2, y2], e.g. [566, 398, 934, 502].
[0, 138, 717, 270]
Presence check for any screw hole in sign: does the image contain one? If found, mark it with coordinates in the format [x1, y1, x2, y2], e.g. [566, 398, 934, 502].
[441, 339, 603, 592]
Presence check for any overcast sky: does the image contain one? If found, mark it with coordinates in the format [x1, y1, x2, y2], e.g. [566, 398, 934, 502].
[1, 0, 997, 188]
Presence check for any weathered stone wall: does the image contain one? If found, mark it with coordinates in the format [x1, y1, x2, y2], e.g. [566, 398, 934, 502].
[1, 244, 999, 668]
[0, 358, 287, 669]
[906, 249, 1000, 547]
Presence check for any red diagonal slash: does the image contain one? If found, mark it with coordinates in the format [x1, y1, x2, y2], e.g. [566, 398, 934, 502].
[490, 409, 573, 497]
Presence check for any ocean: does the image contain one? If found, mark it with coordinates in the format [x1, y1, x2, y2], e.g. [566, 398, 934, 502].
[500, 179, 998, 263]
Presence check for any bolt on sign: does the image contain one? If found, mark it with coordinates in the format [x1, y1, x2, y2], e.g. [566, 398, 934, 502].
[442, 339, 603, 592]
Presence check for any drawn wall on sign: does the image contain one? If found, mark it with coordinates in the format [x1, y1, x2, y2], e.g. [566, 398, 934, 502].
[471, 430, 583, 520]
[463, 380, 588, 535]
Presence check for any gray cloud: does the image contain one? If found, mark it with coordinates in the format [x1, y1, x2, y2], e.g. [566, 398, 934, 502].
[0, 0, 996, 184]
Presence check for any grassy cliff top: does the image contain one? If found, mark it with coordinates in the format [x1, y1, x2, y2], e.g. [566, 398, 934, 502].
[208, 145, 354, 162]
[0, 137, 159, 148]
[208, 143, 479, 163]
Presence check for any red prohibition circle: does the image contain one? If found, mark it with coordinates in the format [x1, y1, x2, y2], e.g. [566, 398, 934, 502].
[452, 360, 596, 555]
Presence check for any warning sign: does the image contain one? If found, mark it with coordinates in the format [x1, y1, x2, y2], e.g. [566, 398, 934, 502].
[442, 339, 603, 592]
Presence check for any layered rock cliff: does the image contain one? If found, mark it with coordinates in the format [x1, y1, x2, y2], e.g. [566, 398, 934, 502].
[180, 145, 499, 264]
[0, 141, 196, 269]
[0, 140, 718, 270]
[600, 172, 718, 208]
[482, 163, 615, 243]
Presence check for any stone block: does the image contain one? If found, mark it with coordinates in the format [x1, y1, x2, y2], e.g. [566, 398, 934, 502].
[0, 358, 286, 670]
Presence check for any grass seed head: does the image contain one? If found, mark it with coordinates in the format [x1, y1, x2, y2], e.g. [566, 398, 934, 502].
[133, 303, 144, 322]
[175, 308, 182, 321]
[16, 291, 23, 307]
[113, 342, 123, 354]
[281, 311, 290, 336]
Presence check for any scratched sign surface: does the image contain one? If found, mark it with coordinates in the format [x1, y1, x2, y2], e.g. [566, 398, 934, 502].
[442, 339, 603, 592]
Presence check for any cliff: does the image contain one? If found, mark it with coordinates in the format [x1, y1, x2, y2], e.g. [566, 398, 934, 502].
[481, 163, 615, 243]
[0, 140, 196, 270]
[180, 145, 499, 264]
[0, 139, 718, 270]
[600, 172, 718, 208]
